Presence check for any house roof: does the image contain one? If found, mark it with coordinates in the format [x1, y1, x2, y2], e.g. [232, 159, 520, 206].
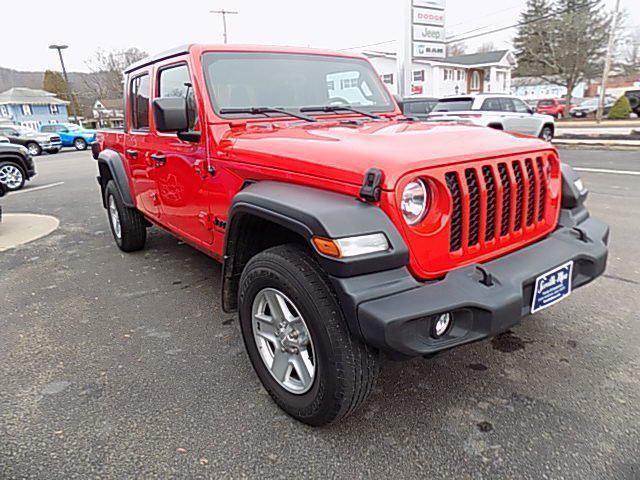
[444, 50, 510, 66]
[97, 99, 123, 110]
[362, 49, 513, 68]
[0, 87, 69, 105]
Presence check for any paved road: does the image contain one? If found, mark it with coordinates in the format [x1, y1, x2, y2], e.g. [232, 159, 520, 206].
[1, 148, 639, 479]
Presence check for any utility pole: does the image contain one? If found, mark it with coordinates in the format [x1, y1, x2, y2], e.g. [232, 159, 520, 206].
[210, 9, 239, 44]
[596, 0, 621, 124]
[49, 44, 78, 123]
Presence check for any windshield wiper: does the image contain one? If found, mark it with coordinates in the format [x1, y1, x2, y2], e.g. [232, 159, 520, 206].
[300, 105, 381, 119]
[219, 107, 317, 123]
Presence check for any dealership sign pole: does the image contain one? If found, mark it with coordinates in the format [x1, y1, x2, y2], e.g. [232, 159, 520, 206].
[398, 0, 446, 98]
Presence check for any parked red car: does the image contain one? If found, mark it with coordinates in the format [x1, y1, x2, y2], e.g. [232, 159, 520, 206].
[93, 44, 609, 426]
[536, 98, 572, 118]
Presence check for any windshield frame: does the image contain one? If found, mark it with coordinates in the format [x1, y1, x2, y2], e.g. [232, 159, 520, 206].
[201, 51, 396, 121]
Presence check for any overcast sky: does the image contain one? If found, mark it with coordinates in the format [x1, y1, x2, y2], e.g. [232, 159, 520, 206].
[1, 0, 637, 73]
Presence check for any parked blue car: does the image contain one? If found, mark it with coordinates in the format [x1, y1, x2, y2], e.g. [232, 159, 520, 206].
[39, 123, 97, 150]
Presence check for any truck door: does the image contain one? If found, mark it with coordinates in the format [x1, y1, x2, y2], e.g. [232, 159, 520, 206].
[512, 98, 541, 136]
[150, 60, 214, 246]
[126, 71, 161, 219]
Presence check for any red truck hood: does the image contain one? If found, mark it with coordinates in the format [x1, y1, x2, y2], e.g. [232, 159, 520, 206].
[218, 120, 552, 190]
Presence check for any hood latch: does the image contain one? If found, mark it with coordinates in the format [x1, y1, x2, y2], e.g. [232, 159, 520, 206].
[360, 168, 383, 202]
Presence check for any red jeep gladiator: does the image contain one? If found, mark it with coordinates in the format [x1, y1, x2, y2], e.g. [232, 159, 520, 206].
[94, 44, 609, 426]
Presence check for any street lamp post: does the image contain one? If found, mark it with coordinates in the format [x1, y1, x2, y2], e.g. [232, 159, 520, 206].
[49, 44, 77, 123]
[210, 9, 238, 44]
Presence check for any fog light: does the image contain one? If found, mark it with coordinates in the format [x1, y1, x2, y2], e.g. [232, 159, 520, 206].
[432, 312, 452, 338]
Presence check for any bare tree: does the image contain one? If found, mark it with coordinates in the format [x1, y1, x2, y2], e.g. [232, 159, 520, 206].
[446, 42, 467, 57]
[621, 27, 640, 76]
[476, 42, 496, 53]
[84, 48, 148, 100]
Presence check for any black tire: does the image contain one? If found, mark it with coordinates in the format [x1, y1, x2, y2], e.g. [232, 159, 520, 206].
[0, 161, 26, 191]
[539, 125, 554, 142]
[74, 138, 87, 150]
[104, 180, 146, 252]
[26, 142, 42, 156]
[47, 149, 60, 154]
[238, 244, 379, 426]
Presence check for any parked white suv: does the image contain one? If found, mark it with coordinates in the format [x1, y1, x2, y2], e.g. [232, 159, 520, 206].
[427, 94, 556, 142]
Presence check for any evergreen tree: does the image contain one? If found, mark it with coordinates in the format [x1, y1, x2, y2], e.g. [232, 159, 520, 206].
[514, 0, 611, 107]
[607, 95, 632, 119]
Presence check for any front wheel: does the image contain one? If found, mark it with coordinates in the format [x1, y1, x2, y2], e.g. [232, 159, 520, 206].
[238, 244, 379, 426]
[540, 125, 554, 142]
[26, 142, 42, 156]
[74, 138, 87, 150]
[104, 180, 147, 252]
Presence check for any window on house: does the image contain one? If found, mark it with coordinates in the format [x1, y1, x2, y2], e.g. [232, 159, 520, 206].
[158, 63, 197, 130]
[130, 73, 150, 130]
[327, 80, 335, 90]
[413, 70, 424, 82]
[21, 104, 33, 116]
[0, 105, 7, 117]
[381, 74, 394, 85]
[49, 104, 59, 114]
[457, 70, 463, 81]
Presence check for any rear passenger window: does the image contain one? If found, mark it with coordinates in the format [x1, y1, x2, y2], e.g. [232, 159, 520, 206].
[130, 74, 150, 130]
[158, 64, 197, 130]
[481, 98, 502, 111]
[500, 98, 516, 112]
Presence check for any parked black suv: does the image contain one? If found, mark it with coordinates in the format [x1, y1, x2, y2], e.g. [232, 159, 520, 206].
[0, 125, 61, 156]
[624, 90, 640, 116]
[0, 142, 37, 191]
[398, 97, 439, 120]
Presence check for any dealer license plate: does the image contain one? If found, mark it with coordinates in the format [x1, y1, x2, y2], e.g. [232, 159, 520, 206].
[531, 261, 574, 313]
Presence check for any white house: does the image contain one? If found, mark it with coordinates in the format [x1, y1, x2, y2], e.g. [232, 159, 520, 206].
[363, 50, 517, 98]
[510, 77, 586, 101]
[92, 99, 124, 128]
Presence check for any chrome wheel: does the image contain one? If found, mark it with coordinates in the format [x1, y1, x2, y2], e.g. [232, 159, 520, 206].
[27, 143, 40, 156]
[74, 138, 87, 150]
[108, 195, 122, 239]
[252, 288, 316, 394]
[0, 164, 24, 190]
[541, 127, 553, 142]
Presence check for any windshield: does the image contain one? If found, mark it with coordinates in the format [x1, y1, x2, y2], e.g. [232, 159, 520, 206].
[202, 52, 394, 118]
[65, 124, 80, 131]
[432, 99, 474, 112]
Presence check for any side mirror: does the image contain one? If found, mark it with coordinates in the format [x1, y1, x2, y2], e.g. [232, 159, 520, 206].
[153, 97, 189, 132]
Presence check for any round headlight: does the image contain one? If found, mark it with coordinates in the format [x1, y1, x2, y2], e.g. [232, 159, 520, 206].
[401, 179, 428, 225]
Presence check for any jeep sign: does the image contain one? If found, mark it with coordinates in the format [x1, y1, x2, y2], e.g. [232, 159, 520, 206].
[413, 25, 446, 42]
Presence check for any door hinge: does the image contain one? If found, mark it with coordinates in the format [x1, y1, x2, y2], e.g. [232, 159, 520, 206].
[214, 216, 227, 232]
[198, 212, 215, 230]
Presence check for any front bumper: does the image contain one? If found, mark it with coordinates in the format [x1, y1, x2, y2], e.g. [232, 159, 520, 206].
[41, 141, 62, 151]
[331, 210, 609, 358]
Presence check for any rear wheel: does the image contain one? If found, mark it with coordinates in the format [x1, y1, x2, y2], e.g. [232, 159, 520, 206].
[238, 244, 379, 426]
[0, 161, 26, 191]
[104, 180, 146, 252]
[74, 138, 87, 150]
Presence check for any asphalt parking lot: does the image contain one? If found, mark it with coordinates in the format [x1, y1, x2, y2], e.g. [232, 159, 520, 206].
[1, 148, 639, 479]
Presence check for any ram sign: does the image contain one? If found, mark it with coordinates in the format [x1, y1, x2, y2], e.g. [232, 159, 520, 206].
[413, 42, 446, 58]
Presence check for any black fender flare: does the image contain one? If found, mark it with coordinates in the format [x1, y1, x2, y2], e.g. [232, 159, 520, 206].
[222, 181, 410, 319]
[96, 149, 134, 208]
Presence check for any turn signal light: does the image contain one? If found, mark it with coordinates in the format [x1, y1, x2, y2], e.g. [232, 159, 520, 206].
[312, 237, 342, 258]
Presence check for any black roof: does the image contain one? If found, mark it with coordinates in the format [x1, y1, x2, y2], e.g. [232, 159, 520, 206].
[124, 45, 192, 74]
[443, 50, 510, 66]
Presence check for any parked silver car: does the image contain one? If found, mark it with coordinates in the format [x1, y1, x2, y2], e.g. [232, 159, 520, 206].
[427, 94, 556, 142]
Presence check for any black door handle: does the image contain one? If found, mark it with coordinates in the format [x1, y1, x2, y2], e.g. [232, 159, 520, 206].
[150, 153, 166, 166]
[126, 149, 138, 158]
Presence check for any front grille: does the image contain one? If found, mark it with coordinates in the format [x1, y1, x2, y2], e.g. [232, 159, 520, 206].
[445, 156, 554, 253]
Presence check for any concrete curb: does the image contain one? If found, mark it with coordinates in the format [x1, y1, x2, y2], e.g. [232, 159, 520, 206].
[0, 214, 60, 252]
